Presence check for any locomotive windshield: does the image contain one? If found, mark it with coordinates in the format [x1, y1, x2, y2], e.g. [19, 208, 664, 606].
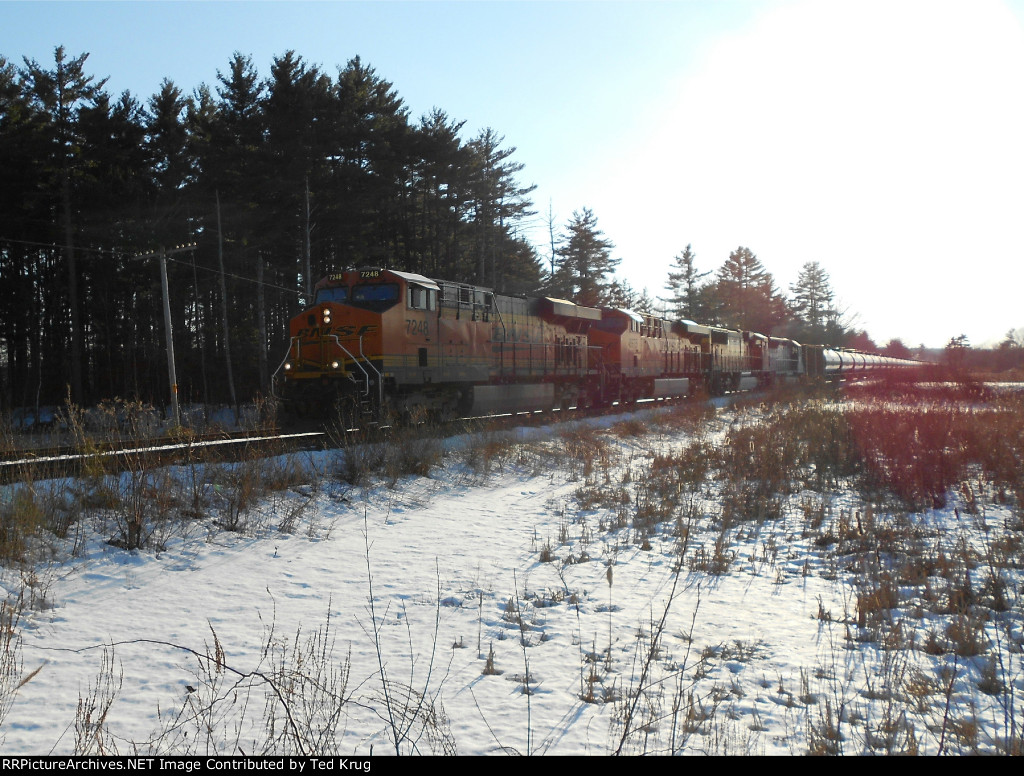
[350, 283, 400, 311]
[315, 287, 348, 304]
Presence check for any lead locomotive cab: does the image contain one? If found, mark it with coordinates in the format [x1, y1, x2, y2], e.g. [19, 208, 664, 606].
[276, 267, 440, 421]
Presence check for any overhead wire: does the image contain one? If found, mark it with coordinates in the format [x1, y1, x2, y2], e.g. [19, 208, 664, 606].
[0, 235, 307, 298]
[163, 254, 306, 297]
[0, 236, 123, 256]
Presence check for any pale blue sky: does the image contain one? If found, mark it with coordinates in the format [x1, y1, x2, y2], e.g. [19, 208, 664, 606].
[4, 0, 1024, 347]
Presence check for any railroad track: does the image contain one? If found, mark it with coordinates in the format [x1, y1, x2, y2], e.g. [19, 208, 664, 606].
[2, 377, 946, 488]
[0, 392, 731, 485]
[0, 430, 326, 485]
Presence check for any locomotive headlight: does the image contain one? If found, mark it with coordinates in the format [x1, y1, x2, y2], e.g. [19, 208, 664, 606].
[283, 362, 292, 371]
[330, 360, 341, 370]
[321, 306, 332, 324]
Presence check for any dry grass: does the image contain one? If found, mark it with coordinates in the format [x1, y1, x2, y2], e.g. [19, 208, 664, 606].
[2, 382, 1023, 754]
[534, 383, 1024, 754]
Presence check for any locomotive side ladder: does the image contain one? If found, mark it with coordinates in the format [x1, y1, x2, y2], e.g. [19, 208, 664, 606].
[354, 334, 384, 424]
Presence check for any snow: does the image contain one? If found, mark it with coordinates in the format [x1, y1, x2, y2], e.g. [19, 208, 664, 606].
[0, 402, 1021, 756]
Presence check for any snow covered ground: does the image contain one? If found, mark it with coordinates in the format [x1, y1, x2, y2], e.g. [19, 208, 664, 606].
[1, 400, 1021, 755]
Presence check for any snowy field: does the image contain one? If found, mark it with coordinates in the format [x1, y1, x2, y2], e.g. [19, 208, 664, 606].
[1, 397, 1021, 755]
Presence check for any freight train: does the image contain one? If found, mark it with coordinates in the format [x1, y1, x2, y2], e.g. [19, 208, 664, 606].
[273, 268, 919, 424]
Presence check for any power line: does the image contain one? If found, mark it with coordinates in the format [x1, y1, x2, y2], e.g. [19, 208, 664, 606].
[1, 236, 307, 298]
[164, 255, 306, 297]
[0, 236, 124, 256]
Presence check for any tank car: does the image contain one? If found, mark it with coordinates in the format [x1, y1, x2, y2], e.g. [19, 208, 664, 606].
[801, 344, 921, 381]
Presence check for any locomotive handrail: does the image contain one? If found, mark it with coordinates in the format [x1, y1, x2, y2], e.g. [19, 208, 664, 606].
[491, 301, 508, 373]
[329, 336, 372, 396]
[270, 340, 299, 400]
[271, 336, 372, 399]
[358, 335, 384, 407]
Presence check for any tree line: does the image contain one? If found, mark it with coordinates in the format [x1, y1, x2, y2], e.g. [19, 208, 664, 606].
[660, 244, 858, 347]
[0, 47, 542, 410]
[545, 212, 897, 353]
[5, 46, 984, 414]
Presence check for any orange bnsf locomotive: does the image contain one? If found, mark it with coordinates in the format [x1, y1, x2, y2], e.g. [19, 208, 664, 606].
[274, 268, 918, 423]
[276, 267, 599, 423]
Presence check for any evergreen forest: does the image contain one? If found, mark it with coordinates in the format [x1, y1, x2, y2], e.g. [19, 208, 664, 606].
[1, 48, 543, 409]
[4, 47, 1018, 413]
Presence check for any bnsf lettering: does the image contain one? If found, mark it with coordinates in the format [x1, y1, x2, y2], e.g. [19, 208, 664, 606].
[297, 324, 378, 339]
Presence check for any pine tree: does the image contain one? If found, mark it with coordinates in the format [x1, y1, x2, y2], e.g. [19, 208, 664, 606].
[212, 52, 265, 196]
[147, 79, 193, 191]
[465, 128, 537, 288]
[882, 338, 913, 359]
[0, 56, 47, 406]
[606, 279, 653, 312]
[493, 233, 544, 296]
[789, 261, 840, 344]
[550, 208, 619, 306]
[20, 47, 109, 401]
[944, 334, 970, 371]
[662, 244, 709, 321]
[711, 246, 788, 334]
[634, 286, 655, 314]
[78, 89, 154, 399]
[846, 330, 878, 352]
[996, 329, 1024, 372]
[326, 57, 413, 267]
[261, 52, 335, 297]
[410, 109, 471, 279]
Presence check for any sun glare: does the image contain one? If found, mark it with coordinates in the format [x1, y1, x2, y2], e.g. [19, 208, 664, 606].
[610, 0, 1024, 346]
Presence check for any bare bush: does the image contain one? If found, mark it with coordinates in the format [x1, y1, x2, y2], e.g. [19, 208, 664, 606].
[74, 646, 123, 756]
[0, 597, 25, 741]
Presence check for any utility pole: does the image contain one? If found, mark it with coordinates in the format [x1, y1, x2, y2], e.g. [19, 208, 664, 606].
[134, 243, 197, 428]
[216, 191, 239, 420]
[304, 176, 313, 300]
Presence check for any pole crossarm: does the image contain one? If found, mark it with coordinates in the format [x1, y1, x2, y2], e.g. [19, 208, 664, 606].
[132, 243, 198, 262]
